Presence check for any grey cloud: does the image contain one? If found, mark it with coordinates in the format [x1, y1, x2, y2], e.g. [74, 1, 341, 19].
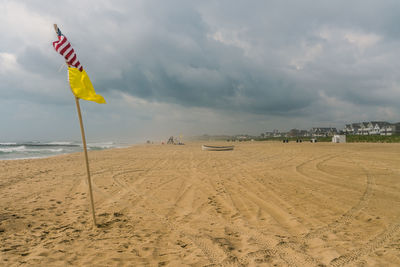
[2, 0, 400, 142]
[18, 46, 57, 76]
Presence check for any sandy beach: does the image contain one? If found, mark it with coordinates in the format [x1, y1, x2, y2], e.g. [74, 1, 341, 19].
[1, 141, 400, 266]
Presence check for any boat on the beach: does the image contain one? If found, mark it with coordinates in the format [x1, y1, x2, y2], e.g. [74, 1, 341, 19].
[202, 145, 234, 151]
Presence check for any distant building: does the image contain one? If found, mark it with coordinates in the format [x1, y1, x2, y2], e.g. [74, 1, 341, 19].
[368, 121, 389, 135]
[236, 136, 247, 140]
[332, 135, 346, 143]
[272, 129, 282, 137]
[380, 122, 400, 136]
[299, 130, 310, 137]
[310, 127, 337, 137]
[343, 121, 400, 136]
[343, 123, 361, 135]
[264, 131, 274, 137]
[357, 122, 369, 135]
[288, 129, 300, 137]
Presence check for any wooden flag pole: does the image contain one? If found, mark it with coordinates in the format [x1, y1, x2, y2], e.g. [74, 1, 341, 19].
[53, 24, 97, 227]
[74, 96, 97, 226]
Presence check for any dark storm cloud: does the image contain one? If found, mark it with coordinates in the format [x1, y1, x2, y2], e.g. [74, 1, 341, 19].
[79, 0, 400, 117]
[74, 0, 322, 114]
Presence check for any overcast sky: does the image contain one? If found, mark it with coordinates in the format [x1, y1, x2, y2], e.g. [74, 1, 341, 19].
[1, 0, 400, 143]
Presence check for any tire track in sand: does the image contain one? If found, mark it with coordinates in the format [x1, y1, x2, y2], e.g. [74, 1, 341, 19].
[292, 155, 400, 266]
[227, 164, 324, 265]
[286, 153, 376, 241]
[200, 156, 319, 266]
[304, 163, 375, 239]
[107, 153, 234, 266]
[247, 151, 399, 267]
[329, 222, 400, 266]
[95, 158, 171, 207]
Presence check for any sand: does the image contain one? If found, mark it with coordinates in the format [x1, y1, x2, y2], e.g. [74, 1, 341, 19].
[1, 141, 400, 266]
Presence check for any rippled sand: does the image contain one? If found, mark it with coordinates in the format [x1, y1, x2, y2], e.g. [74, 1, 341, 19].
[1, 142, 400, 266]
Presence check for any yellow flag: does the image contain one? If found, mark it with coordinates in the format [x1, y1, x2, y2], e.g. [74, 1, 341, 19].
[68, 67, 106, 104]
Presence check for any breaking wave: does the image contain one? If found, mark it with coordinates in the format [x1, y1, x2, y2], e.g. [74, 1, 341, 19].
[0, 141, 122, 160]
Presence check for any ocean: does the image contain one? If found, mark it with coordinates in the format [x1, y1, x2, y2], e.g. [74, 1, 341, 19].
[0, 141, 125, 160]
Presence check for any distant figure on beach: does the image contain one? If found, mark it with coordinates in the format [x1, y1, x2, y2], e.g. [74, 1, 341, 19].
[167, 136, 175, 144]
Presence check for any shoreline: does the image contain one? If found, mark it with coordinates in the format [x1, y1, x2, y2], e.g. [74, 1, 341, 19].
[0, 142, 133, 161]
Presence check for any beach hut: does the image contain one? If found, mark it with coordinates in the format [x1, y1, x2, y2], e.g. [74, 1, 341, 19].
[332, 135, 346, 143]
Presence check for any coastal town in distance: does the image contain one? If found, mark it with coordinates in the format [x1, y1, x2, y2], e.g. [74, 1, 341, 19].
[193, 121, 400, 142]
[262, 121, 400, 138]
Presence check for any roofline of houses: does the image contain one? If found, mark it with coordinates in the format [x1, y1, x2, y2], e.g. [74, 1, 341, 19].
[262, 121, 400, 137]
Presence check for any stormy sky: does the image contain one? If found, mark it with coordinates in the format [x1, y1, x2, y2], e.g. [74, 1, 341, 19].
[1, 0, 400, 142]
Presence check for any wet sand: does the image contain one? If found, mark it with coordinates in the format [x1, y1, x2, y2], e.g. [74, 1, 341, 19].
[1, 142, 400, 266]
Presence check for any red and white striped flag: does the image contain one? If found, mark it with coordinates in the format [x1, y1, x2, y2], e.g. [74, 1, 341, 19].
[53, 28, 83, 71]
